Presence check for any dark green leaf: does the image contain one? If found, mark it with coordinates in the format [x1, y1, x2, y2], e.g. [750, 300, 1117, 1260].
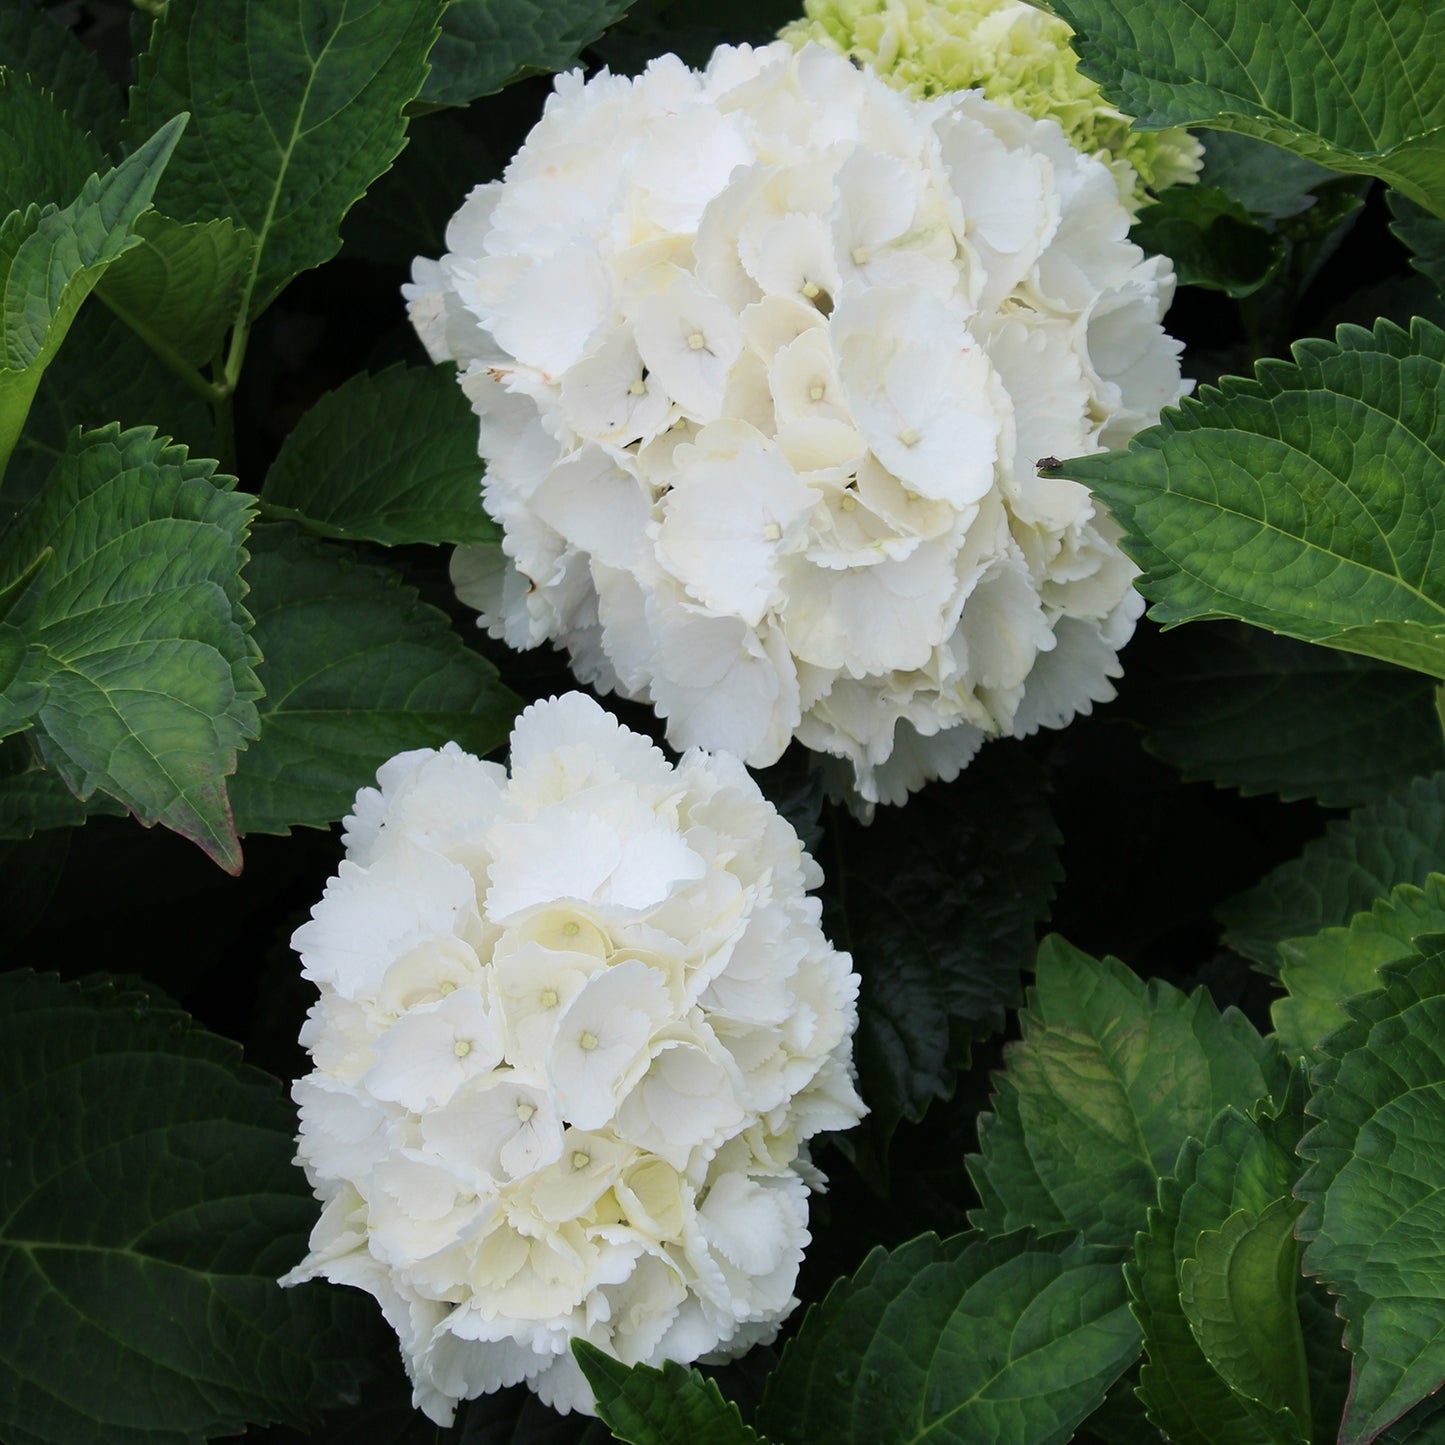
[1061, 318, 1445, 679]
[1389, 191, 1445, 297]
[0, 423, 260, 870]
[127, 0, 444, 320]
[1378, 1392, 1445, 1444]
[1042, 0, 1445, 215]
[96, 211, 253, 366]
[0, 756, 124, 837]
[1132, 184, 1284, 297]
[421, 0, 632, 108]
[231, 527, 519, 836]
[823, 746, 1060, 1179]
[573, 1344, 768, 1445]
[968, 936, 1286, 1246]
[0, 68, 105, 216]
[760, 1230, 1141, 1445]
[13, 297, 218, 504]
[1121, 623, 1445, 808]
[1196, 132, 1341, 224]
[0, 0, 124, 151]
[1275, 874, 1445, 1060]
[0, 970, 371, 1445]
[1220, 772, 1445, 969]
[0, 113, 185, 474]
[262, 366, 497, 547]
[1297, 939, 1445, 1444]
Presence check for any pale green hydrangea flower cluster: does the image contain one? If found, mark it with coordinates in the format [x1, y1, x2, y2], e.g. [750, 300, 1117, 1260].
[780, 0, 1202, 214]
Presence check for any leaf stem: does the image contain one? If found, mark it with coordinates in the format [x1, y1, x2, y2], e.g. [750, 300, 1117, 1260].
[212, 348, 238, 476]
[96, 292, 229, 406]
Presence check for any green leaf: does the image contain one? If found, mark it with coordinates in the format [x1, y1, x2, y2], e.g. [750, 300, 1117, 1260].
[1059, 318, 1445, 680]
[1121, 623, 1445, 808]
[0, 756, 123, 837]
[0, 112, 185, 475]
[1275, 874, 1445, 1060]
[0, 0, 124, 151]
[1179, 1200, 1311, 1429]
[1389, 191, 1445, 297]
[0, 423, 260, 870]
[968, 936, 1286, 1246]
[0, 970, 370, 1445]
[420, 0, 633, 107]
[127, 0, 443, 321]
[230, 527, 519, 836]
[1131, 184, 1284, 297]
[1128, 1081, 1319, 1445]
[1196, 132, 1342, 224]
[572, 1344, 768, 1445]
[0, 542, 51, 737]
[1378, 1392, 1445, 1444]
[12, 297, 217, 507]
[822, 747, 1061, 1180]
[0, 68, 106, 216]
[759, 1230, 1141, 1445]
[1042, 0, 1445, 216]
[96, 211, 253, 367]
[1297, 939, 1445, 1444]
[1220, 771, 1445, 969]
[261, 366, 498, 547]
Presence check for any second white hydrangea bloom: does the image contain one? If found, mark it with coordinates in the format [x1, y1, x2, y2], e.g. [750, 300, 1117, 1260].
[284, 693, 864, 1422]
[408, 41, 1186, 806]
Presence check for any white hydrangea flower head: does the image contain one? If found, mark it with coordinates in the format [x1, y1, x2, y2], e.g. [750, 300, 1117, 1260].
[407, 42, 1187, 809]
[282, 693, 864, 1423]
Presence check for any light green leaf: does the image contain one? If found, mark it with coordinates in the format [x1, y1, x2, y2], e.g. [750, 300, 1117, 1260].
[261, 366, 498, 547]
[127, 0, 443, 321]
[421, 0, 632, 107]
[1275, 874, 1445, 1060]
[1220, 772, 1445, 969]
[1128, 1079, 1321, 1445]
[1390, 191, 1445, 297]
[0, 68, 105, 216]
[759, 1230, 1140, 1445]
[1297, 939, 1445, 1445]
[1059, 318, 1445, 680]
[0, 423, 260, 870]
[823, 747, 1060, 1180]
[1121, 623, 1445, 808]
[1042, 0, 1445, 216]
[0, 970, 370, 1445]
[968, 936, 1286, 1246]
[1131, 184, 1284, 297]
[0, 0, 123, 151]
[1179, 1200, 1311, 1429]
[0, 112, 185, 475]
[96, 211, 253, 366]
[230, 527, 519, 836]
[573, 1344, 769, 1445]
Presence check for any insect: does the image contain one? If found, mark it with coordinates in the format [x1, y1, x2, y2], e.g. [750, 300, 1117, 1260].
[1035, 455, 1063, 472]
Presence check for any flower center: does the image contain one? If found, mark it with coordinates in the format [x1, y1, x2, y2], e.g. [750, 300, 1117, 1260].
[899, 426, 921, 447]
[453, 1039, 472, 1058]
[763, 522, 782, 542]
[801, 280, 820, 299]
[851, 245, 870, 265]
[687, 331, 706, 351]
[841, 495, 858, 512]
[809, 383, 825, 402]
[540, 988, 559, 1009]
[628, 378, 647, 395]
[579, 1030, 598, 1051]
[563, 921, 580, 936]
[572, 1151, 591, 1171]
[516, 1102, 536, 1122]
